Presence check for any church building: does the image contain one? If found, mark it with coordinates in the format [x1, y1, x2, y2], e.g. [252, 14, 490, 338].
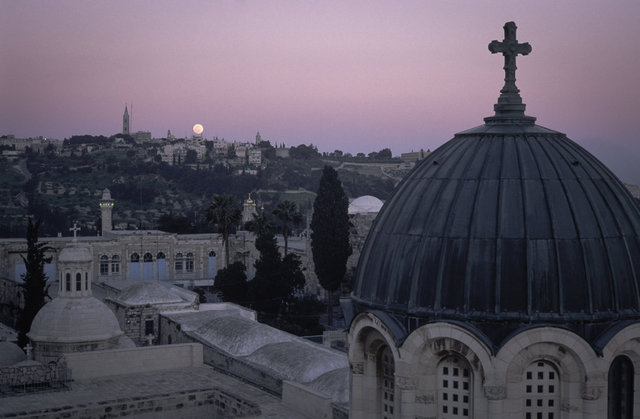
[345, 22, 640, 418]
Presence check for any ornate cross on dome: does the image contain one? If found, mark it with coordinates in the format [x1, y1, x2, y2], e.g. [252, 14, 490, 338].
[70, 222, 80, 241]
[485, 22, 535, 124]
[489, 21, 531, 98]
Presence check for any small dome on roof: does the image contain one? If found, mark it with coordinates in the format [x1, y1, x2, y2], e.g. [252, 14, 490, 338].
[113, 281, 198, 306]
[58, 244, 92, 263]
[101, 188, 112, 200]
[348, 195, 384, 214]
[28, 297, 123, 343]
[0, 341, 26, 366]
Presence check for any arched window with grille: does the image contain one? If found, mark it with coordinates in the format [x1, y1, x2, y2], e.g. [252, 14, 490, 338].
[143, 252, 153, 262]
[175, 253, 184, 272]
[208, 250, 217, 278]
[378, 345, 395, 419]
[130, 253, 140, 263]
[100, 255, 109, 275]
[608, 355, 634, 419]
[186, 252, 194, 272]
[438, 356, 472, 418]
[523, 361, 559, 419]
[111, 255, 120, 273]
[65, 273, 71, 291]
[75, 273, 82, 291]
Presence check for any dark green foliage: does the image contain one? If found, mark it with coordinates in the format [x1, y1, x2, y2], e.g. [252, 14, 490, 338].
[289, 144, 321, 160]
[272, 200, 303, 255]
[311, 166, 352, 325]
[17, 219, 52, 348]
[247, 213, 306, 327]
[311, 166, 352, 292]
[214, 262, 249, 304]
[157, 213, 196, 234]
[206, 194, 242, 267]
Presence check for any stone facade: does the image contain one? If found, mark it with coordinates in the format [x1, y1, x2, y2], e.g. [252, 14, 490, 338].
[348, 313, 640, 418]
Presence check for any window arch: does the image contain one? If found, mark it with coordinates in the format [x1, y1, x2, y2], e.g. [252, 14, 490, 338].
[143, 252, 153, 262]
[608, 355, 634, 419]
[76, 273, 82, 291]
[378, 345, 395, 419]
[65, 273, 71, 291]
[85, 272, 88, 290]
[111, 255, 120, 273]
[100, 255, 109, 275]
[157, 252, 166, 259]
[209, 250, 216, 257]
[523, 361, 559, 419]
[186, 252, 194, 272]
[175, 253, 184, 271]
[438, 355, 472, 418]
[130, 253, 140, 263]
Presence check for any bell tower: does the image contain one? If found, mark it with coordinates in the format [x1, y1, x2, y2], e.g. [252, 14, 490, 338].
[122, 105, 130, 135]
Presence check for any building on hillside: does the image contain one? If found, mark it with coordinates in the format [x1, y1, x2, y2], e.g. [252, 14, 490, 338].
[345, 22, 640, 418]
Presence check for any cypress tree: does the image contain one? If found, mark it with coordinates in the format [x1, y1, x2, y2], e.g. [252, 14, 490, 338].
[17, 218, 52, 348]
[311, 165, 351, 326]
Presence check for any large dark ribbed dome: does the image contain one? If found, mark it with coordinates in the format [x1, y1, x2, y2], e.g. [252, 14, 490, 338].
[350, 22, 640, 349]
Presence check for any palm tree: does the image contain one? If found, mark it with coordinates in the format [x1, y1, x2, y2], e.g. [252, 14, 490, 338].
[273, 200, 303, 256]
[206, 194, 242, 267]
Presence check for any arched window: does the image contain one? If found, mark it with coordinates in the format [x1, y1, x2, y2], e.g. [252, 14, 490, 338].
[378, 345, 395, 419]
[175, 253, 184, 271]
[76, 273, 82, 291]
[186, 252, 194, 272]
[608, 355, 634, 419]
[111, 255, 120, 273]
[130, 253, 140, 263]
[100, 255, 109, 275]
[523, 361, 559, 419]
[65, 273, 71, 291]
[438, 356, 472, 418]
[157, 252, 166, 259]
[209, 250, 216, 257]
[85, 272, 88, 290]
[143, 252, 153, 262]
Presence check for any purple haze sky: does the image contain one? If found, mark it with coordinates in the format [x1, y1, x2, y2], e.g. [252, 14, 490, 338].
[2, 1, 640, 183]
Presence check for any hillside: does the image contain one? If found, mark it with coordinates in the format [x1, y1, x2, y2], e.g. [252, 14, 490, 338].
[0, 139, 412, 237]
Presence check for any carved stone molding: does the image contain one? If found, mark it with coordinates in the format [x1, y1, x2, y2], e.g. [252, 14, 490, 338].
[483, 385, 506, 400]
[350, 362, 364, 375]
[395, 375, 417, 390]
[415, 392, 435, 404]
[581, 386, 602, 401]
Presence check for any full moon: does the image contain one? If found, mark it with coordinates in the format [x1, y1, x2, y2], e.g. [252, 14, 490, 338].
[192, 123, 204, 135]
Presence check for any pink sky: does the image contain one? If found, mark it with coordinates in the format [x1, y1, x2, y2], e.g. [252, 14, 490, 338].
[2, 1, 640, 183]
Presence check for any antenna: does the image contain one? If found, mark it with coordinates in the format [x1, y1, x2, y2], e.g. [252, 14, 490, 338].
[131, 102, 133, 133]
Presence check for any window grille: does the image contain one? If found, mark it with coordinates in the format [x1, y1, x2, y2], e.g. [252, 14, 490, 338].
[608, 355, 634, 419]
[379, 346, 395, 419]
[439, 356, 472, 418]
[99, 255, 109, 275]
[524, 361, 559, 419]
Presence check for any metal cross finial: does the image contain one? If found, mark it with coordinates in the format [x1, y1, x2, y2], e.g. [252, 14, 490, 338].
[24, 343, 33, 359]
[485, 22, 536, 124]
[489, 21, 531, 101]
[70, 221, 80, 241]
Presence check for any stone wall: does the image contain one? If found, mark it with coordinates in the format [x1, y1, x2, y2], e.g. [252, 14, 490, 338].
[64, 343, 203, 380]
[7, 387, 261, 419]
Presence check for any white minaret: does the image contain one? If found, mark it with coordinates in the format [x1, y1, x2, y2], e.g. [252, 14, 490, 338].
[99, 188, 114, 234]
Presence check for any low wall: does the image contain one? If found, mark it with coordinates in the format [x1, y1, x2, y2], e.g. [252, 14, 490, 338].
[6, 387, 261, 419]
[282, 380, 333, 419]
[200, 341, 283, 396]
[64, 343, 203, 380]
